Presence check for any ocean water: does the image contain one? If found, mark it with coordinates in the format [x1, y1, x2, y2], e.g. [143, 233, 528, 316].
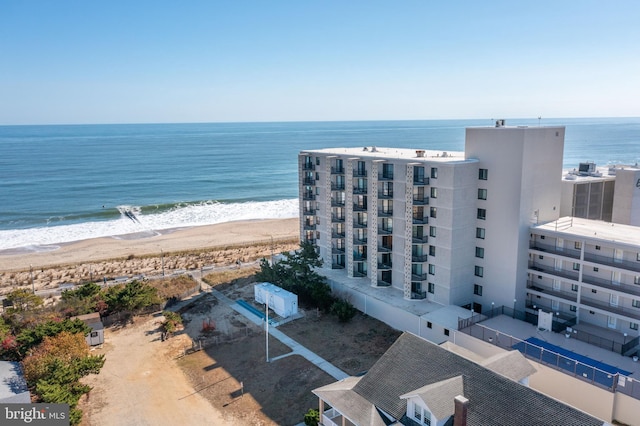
[0, 118, 638, 251]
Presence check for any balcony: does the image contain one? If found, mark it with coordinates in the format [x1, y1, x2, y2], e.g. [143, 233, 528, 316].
[353, 235, 368, 245]
[378, 262, 392, 270]
[331, 199, 345, 207]
[378, 191, 394, 199]
[353, 187, 368, 195]
[353, 203, 368, 211]
[331, 214, 345, 223]
[332, 247, 345, 254]
[353, 169, 367, 177]
[302, 207, 317, 215]
[302, 192, 315, 201]
[412, 235, 428, 244]
[378, 208, 393, 217]
[413, 197, 429, 205]
[526, 280, 578, 303]
[353, 220, 368, 229]
[413, 177, 429, 185]
[331, 263, 345, 270]
[303, 162, 315, 171]
[380, 172, 394, 180]
[331, 231, 345, 238]
[304, 237, 316, 245]
[378, 227, 392, 235]
[411, 290, 427, 300]
[378, 245, 392, 253]
[353, 270, 367, 278]
[331, 166, 344, 174]
[377, 280, 392, 287]
[528, 262, 579, 282]
[412, 254, 428, 262]
[303, 223, 316, 230]
[353, 252, 367, 261]
[303, 177, 316, 185]
[584, 252, 640, 273]
[580, 296, 640, 321]
[529, 242, 580, 259]
[331, 182, 345, 190]
[412, 216, 428, 225]
[412, 273, 427, 281]
[581, 274, 640, 297]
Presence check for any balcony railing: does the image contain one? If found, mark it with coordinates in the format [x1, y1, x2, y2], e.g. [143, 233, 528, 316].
[353, 169, 367, 177]
[378, 191, 394, 199]
[332, 247, 345, 254]
[377, 280, 392, 287]
[302, 193, 315, 200]
[411, 290, 427, 300]
[378, 209, 393, 217]
[528, 262, 579, 281]
[412, 273, 427, 281]
[303, 177, 315, 185]
[413, 197, 429, 205]
[581, 274, 640, 297]
[331, 231, 345, 238]
[331, 182, 345, 190]
[412, 216, 428, 225]
[526, 280, 578, 302]
[529, 242, 580, 259]
[331, 263, 345, 270]
[378, 227, 392, 235]
[353, 236, 368, 245]
[303, 162, 315, 171]
[380, 172, 394, 180]
[580, 296, 640, 320]
[304, 237, 316, 245]
[584, 252, 640, 273]
[303, 223, 316, 230]
[412, 254, 428, 262]
[331, 215, 345, 223]
[377, 262, 392, 270]
[413, 177, 429, 185]
[331, 167, 344, 174]
[303, 207, 317, 215]
[378, 245, 392, 253]
[353, 270, 367, 277]
[353, 221, 368, 229]
[353, 187, 368, 194]
[353, 203, 367, 211]
[412, 235, 428, 244]
[353, 253, 367, 261]
[331, 199, 345, 207]
[524, 301, 575, 322]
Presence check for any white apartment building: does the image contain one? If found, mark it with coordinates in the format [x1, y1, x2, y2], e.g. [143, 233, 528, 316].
[299, 123, 566, 313]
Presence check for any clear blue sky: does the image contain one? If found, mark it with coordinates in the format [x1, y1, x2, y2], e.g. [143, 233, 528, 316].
[1, 1, 639, 124]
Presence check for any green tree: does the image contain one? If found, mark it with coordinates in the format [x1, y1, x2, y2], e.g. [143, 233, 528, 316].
[103, 280, 160, 314]
[5, 288, 44, 312]
[304, 408, 319, 426]
[16, 319, 90, 358]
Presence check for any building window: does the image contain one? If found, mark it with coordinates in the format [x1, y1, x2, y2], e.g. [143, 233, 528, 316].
[595, 245, 601, 250]
[430, 207, 437, 218]
[431, 167, 438, 179]
[571, 284, 578, 292]
[475, 247, 484, 258]
[427, 321, 432, 328]
[428, 265, 436, 276]
[539, 255, 544, 260]
[430, 187, 438, 198]
[633, 300, 640, 308]
[476, 227, 485, 239]
[479, 168, 488, 180]
[575, 241, 582, 250]
[570, 305, 577, 312]
[573, 263, 580, 271]
[429, 246, 436, 257]
[635, 276, 640, 285]
[91, 331, 98, 337]
[593, 267, 598, 272]
[428, 282, 435, 294]
[478, 188, 487, 200]
[592, 289, 597, 293]
[444, 328, 450, 336]
[631, 323, 639, 330]
[477, 208, 486, 220]
[540, 235, 545, 240]
[414, 404, 422, 422]
[637, 253, 640, 261]
[429, 226, 436, 237]
[475, 266, 484, 277]
[474, 284, 483, 296]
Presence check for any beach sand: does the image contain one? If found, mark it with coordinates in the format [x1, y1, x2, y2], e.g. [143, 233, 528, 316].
[0, 218, 299, 293]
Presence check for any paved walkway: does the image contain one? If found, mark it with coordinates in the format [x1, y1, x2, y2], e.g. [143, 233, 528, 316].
[189, 271, 349, 381]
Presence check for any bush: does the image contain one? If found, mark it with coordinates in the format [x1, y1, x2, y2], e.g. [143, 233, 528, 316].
[304, 408, 319, 426]
[330, 299, 357, 323]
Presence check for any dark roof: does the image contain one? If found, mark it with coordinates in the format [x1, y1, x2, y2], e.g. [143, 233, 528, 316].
[351, 332, 603, 426]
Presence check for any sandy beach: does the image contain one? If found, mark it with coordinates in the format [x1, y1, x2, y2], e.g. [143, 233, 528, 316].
[0, 218, 299, 294]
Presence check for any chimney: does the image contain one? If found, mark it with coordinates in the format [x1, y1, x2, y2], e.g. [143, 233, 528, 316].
[453, 395, 469, 426]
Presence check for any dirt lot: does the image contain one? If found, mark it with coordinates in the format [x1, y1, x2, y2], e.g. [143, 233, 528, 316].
[79, 270, 401, 426]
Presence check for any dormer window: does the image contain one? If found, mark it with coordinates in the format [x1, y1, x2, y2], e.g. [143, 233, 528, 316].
[410, 401, 432, 426]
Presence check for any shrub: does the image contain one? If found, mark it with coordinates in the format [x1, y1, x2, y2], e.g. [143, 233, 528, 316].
[330, 299, 357, 323]
[304, 408, 319, 426]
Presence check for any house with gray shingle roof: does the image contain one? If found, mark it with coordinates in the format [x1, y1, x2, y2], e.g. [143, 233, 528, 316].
[313, 332, 607, 426]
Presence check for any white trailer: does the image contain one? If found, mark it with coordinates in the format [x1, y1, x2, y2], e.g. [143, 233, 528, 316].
[254, 282, 298, 318]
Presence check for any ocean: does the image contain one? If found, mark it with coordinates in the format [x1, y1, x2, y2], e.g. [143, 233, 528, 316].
[1, 117, 638, 251]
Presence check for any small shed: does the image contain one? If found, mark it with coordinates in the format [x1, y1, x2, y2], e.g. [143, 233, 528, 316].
[254, 282, 298, 318]
[74, 312, 105, 346]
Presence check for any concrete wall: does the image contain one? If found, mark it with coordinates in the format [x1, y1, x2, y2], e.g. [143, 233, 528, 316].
[612, 168, 640, 226]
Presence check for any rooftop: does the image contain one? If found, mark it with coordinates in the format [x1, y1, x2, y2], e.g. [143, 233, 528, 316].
[533, 216, 640, 247]
[301, 146, 469, 163]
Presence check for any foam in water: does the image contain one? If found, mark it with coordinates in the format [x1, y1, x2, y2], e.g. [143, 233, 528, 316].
[0, 199, 299, 251]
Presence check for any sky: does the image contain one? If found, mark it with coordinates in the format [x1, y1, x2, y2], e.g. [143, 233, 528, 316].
[1, 1, 639, 125]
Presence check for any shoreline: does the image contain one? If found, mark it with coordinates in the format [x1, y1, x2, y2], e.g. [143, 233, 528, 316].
[0, 218, 300, 293]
